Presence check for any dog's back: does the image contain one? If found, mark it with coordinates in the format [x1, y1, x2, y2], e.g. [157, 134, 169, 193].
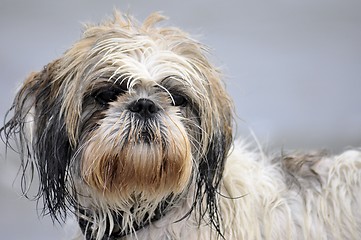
[219, 145, 361, 239]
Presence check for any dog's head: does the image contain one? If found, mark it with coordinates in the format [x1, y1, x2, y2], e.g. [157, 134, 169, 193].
[2, 11, 233, 236]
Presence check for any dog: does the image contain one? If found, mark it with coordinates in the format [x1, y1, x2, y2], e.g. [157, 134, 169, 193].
[2, 11, 361, 240]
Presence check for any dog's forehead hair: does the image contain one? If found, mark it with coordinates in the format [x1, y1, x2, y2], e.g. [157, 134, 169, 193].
[62, 25, 210, 105]
[84, 36, 207, 93]
[60, 12, 214, 89]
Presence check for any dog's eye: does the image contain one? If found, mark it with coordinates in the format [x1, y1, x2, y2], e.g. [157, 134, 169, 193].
[171, 93, 187, 107]
[93, 86, 126, 105]
[95, 90, 119, 104]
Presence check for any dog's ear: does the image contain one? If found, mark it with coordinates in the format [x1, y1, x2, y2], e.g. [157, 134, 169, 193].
[193, 71, 233, 234]
[2, 60, 73, 221]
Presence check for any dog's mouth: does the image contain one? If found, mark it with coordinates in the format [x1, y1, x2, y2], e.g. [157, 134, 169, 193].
[127, 118, 163, 145]
[140, 129, 152, 144]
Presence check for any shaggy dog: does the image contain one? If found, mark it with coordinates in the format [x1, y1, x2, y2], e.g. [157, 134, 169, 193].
[2, 11, 361, 240]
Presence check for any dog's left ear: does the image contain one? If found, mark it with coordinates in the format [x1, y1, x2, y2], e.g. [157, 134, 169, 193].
[194, 71, 233, 233]
[2, 59, 73, 220]
[200, 74, 233, 183]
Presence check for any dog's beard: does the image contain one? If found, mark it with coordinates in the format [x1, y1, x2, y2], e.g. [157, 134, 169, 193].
[80, 107, 193, 200]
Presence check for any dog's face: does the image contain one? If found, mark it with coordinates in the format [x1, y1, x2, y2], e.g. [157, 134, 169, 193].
[4, 12, 233, 224]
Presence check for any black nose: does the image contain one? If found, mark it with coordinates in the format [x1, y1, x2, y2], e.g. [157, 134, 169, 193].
[128, 98, 159, 117]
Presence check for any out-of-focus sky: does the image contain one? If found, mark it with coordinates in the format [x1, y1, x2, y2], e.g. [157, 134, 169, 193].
[1, 0, 361, 239]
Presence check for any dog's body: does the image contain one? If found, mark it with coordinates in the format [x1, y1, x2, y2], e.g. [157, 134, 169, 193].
[67, 145, 361, 240]
[2, 11, 361, 240]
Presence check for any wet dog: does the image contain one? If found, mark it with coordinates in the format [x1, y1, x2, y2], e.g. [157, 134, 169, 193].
[2, 11, 361, 240]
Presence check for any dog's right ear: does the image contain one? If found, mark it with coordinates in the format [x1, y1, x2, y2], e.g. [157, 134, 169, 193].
[1, 59, 74, 221]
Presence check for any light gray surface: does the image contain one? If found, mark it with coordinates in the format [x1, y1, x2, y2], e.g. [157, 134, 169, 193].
[1, 0, 361, 239]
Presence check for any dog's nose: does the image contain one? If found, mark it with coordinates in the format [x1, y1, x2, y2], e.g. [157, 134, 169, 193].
[128, 98, 159, 117]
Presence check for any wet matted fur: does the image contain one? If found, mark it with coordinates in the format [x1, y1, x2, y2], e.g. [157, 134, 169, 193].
[2, 11, 361, 240]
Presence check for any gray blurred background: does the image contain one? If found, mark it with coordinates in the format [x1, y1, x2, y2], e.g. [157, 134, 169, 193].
[1, 0, 361, 239]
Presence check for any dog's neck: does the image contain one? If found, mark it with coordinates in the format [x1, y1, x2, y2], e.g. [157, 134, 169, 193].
[77, 201, 171, 240]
